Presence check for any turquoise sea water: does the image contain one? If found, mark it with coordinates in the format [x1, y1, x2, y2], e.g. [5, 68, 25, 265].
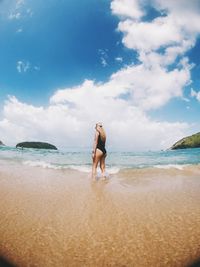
[0, 146, 200, 173]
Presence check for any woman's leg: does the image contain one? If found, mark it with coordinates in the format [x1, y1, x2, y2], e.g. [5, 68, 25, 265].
[92, 149, 103, 180]
[100, 153, 107, 178]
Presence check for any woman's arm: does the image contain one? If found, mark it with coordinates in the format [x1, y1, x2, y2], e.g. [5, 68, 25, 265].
[92, 131, 99, 156]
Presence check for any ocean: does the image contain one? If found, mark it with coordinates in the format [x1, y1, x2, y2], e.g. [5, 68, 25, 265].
[0, 146, 200, 173]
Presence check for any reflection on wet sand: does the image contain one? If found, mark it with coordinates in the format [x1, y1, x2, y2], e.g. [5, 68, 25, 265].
[188, 259, 200, 267]
[0, 164, 200, 266]
[0, 256, 17, 267]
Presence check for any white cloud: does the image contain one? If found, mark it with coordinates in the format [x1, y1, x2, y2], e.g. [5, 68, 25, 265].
[0, 78, 190, 150]
[117, 12, 199, 57]
[98, 49, 108, 67]
[17, 61, 30, 73]
[16, 61, 40, 73]
[111, 0, 144, 20]
[191, 88, 200, 102]
[101, 57, 108, 67]
[110, 61, 191, 110]
[0, 0, 199, 150]
[8, 0, 24, 20]
[109, 0, 200, 108]
[50, 62, 191, 111]
[118, 17, 181, 52]
[111, 0, 200, 68]
[8, 12, 21, 20]
[115, 57, 123, 62]
[7, 0, 33, 20]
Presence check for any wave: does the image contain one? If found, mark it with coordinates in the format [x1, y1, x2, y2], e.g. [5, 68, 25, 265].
[22, 160, 120, 174]
[153, 164, 188, 170]
[22, 160, 197, 173]
[23, 160, 62, 170]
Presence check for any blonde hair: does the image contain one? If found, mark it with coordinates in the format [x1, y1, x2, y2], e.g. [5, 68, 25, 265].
[96, 122, 106, 142]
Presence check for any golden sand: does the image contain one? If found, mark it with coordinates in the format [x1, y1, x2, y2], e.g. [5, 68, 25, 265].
[0, 164, 200, 267]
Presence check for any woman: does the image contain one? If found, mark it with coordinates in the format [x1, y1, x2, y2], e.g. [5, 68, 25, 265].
[92, 122, 107, 180]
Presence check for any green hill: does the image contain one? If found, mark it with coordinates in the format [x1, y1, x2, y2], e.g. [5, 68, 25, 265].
[171, 132, 200, 150]
[16, 141, 57, 150]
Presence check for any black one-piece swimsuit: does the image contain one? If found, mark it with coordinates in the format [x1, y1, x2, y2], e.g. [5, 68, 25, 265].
[96, 135, 106, 155]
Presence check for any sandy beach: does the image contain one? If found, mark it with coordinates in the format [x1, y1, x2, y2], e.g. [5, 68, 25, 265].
[0, 163, 200, 267]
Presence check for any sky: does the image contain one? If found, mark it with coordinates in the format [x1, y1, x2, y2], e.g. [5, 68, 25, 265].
[0, 0, 200, 151]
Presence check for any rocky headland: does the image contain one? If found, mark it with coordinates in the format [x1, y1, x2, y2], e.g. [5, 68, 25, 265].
[171, 132, 200, 150]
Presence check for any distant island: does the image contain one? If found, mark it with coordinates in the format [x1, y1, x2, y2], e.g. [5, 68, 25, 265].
[171, 132, 200, 150]
[16, 142, 58, 150]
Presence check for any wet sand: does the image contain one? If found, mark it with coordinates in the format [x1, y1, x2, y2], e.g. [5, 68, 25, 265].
[0, 163, 200, 267]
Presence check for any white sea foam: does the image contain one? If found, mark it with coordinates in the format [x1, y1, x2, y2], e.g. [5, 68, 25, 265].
[68, 165, 91, 173]
[154, 164, 187, 170]
[23, 160, 61, 170]
[107, 167, 120, 174]
[22, 160, 120, 174]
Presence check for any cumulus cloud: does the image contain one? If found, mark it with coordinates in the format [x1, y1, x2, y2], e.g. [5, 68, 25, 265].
[0, 0, 199, 150]
[50, 61, 190, 111]
[114, 62, 191, 110]
[113, 0, 200, 54]
[110, 0, 200, 107]
[111, 0, 144, 20]
[0, 78, 189, 150]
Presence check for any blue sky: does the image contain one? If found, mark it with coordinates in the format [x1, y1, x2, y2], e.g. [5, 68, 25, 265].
[0, 0, 200, 150]
[0, 0, 133, 104]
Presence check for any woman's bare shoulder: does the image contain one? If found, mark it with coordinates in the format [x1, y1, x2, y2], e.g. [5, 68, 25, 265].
[95, 130, 99, 137]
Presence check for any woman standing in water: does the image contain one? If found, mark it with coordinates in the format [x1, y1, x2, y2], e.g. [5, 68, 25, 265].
[92, 122, 107, 180]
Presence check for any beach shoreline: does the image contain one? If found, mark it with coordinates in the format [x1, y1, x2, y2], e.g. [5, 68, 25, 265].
[0, 163, 200, 267]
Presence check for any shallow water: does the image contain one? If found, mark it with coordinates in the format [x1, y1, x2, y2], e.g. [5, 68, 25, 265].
[0, 163, 200, 266]
[1, 146, 200, 173]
